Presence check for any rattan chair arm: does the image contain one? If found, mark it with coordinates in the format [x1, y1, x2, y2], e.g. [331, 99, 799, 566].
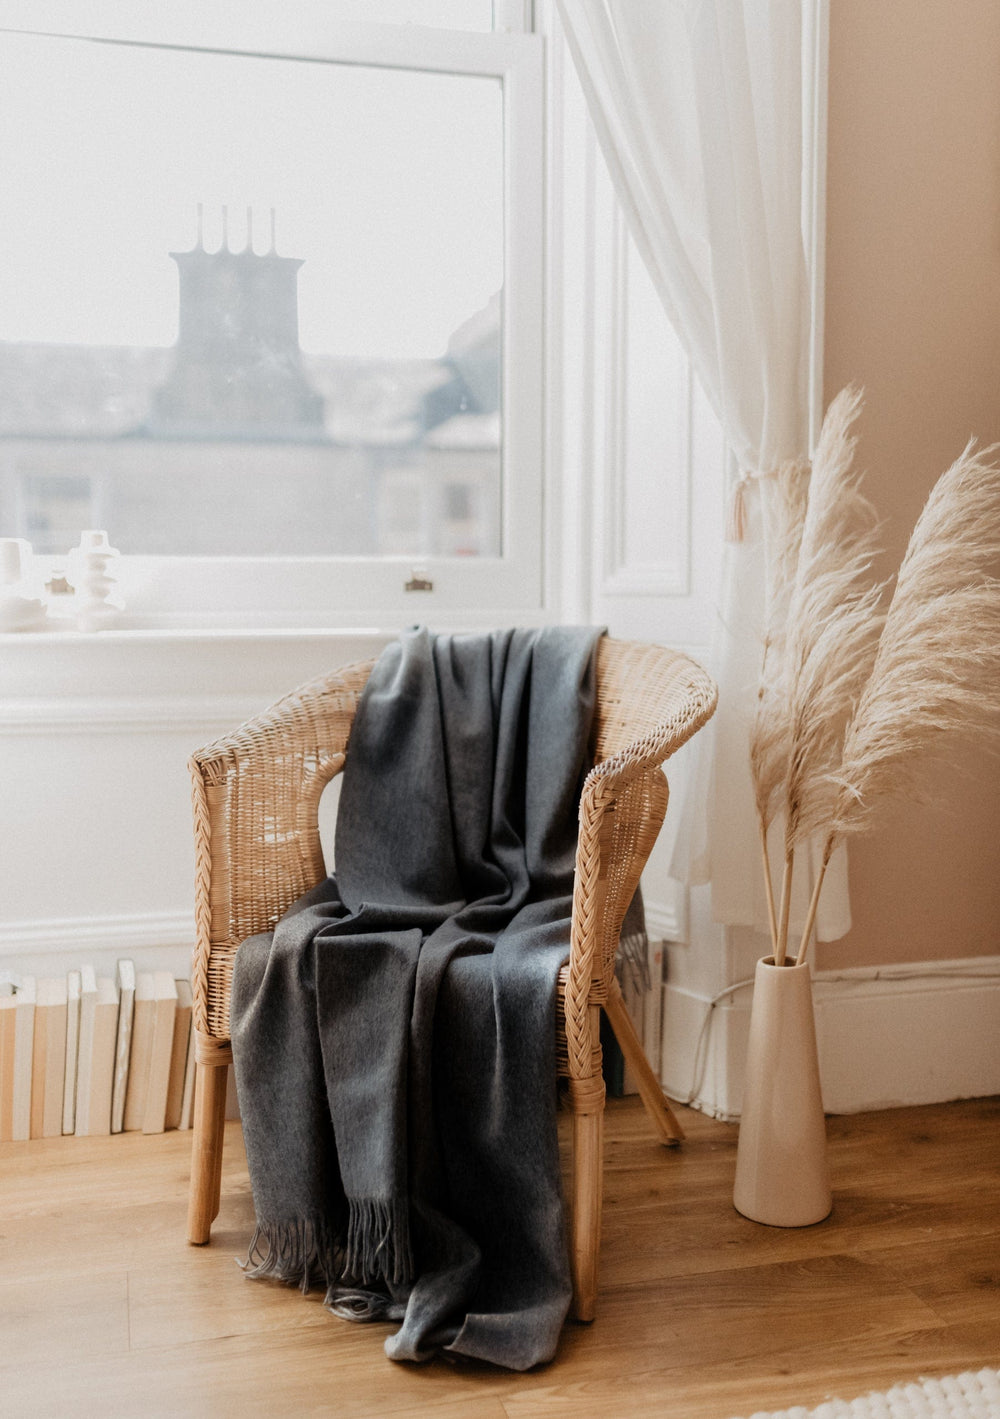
[587, 653, 718, 797]
[562, 772, 661, 1078]
[561, 654, 717, 1079]
[189, 659, 375, 1037]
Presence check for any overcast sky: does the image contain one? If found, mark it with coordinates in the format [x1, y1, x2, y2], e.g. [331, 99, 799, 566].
[0, 30, 503, 359]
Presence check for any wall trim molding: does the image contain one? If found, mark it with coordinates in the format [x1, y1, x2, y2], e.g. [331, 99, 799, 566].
[661, 955, 1000, 1122]
[5, 899, 687, 960]
[0, 910, 196, 957]
[597, 203, 689, 600]
[0, 695, 267, 735]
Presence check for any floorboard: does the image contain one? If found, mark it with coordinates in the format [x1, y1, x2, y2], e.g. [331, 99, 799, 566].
[1, 1096, 997, 1418]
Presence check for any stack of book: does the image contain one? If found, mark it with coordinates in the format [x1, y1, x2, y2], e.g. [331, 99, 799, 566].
[0, 963, 195, 1143]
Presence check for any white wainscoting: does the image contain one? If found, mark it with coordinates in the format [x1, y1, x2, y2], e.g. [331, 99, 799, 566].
[0, 629, 389, 979]
[660, 955, 1000, 1121]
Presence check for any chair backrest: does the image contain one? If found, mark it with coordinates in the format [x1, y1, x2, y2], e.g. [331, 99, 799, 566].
[190, 635, 717, 1041]
[591, 638, 709, 765]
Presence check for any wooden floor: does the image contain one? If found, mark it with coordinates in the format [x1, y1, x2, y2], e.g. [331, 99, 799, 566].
[2, 1096, 998, 1419]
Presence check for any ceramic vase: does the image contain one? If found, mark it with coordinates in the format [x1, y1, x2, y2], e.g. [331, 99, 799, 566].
[733, 955, 832, 1227]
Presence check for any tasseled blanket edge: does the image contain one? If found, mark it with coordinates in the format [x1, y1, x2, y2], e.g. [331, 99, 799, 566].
[241, 1198, 413, 1295]
[345, 1195, 413, 1289]
[241, 1214, 347, 1294]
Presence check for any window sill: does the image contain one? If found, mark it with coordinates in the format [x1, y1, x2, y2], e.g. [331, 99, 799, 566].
[0, 624, 394, 707]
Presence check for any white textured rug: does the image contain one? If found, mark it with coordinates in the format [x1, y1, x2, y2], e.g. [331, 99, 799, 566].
[731, 1369, 1000, 1419]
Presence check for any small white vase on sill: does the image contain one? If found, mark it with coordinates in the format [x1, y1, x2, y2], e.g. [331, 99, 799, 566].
[0, 537, 46, 631]
[69, 529, 124, 632]
[733, 955, 832, 1227]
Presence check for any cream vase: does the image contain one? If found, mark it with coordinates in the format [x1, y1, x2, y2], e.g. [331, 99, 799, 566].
[733, 956, 832, 1227]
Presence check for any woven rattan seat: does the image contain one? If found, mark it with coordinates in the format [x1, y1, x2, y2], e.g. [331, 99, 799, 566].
[185, 635, 717, 1321]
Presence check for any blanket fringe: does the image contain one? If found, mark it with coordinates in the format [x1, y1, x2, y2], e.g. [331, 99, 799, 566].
[618, 928, 651, 993]
[241, 1214, 346, 1294]
[345, 1196, 413, 1288]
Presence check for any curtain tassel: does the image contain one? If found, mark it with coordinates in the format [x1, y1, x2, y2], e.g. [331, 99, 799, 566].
[726, 476, 749, 543]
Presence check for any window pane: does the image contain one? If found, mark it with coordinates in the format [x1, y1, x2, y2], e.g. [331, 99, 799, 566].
[0, 33, 503, 558]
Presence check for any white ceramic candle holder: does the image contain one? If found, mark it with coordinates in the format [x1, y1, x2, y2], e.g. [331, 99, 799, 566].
[69, 530, 124, 633]
[0, 538, 46, 632]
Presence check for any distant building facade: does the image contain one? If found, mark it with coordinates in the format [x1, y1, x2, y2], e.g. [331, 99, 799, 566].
[145, 233, 326, 440]
[0, 219, 500, 559]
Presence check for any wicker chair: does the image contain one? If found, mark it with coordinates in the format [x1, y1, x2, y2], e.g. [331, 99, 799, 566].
[186, 636, 717, 1322]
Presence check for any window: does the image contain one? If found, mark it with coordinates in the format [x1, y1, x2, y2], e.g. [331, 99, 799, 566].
[0, 4, 543, 627]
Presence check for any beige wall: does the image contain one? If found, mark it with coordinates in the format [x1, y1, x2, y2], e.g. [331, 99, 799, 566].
[821, 0, 1000, 968]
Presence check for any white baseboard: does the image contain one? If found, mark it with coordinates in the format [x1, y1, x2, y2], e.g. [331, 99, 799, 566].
[0, 911, 196, 981]
[661, 955, 1000, 1121]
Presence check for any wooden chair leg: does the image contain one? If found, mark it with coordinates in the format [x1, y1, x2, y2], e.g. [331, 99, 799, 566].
[567, 1002, 606, 1323]
[187, 1034, 233, 1245]
[604, 975, 685, 1146]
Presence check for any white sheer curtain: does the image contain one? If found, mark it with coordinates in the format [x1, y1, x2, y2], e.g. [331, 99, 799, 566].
[556, 0, 850, 940]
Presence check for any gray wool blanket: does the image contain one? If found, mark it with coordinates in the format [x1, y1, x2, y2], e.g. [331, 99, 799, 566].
[231, 625, 603, 1370]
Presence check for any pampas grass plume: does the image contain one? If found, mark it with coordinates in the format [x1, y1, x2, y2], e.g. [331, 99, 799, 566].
[778, 387, 885, 855]
[750, 386, 885, 960]
[751, 394, 1000, 966]
[826, 441, 1000, 848]
[792, 438, 1000, 963]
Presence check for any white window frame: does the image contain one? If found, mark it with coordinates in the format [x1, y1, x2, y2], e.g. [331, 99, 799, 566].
[1, 2, 544, 630]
